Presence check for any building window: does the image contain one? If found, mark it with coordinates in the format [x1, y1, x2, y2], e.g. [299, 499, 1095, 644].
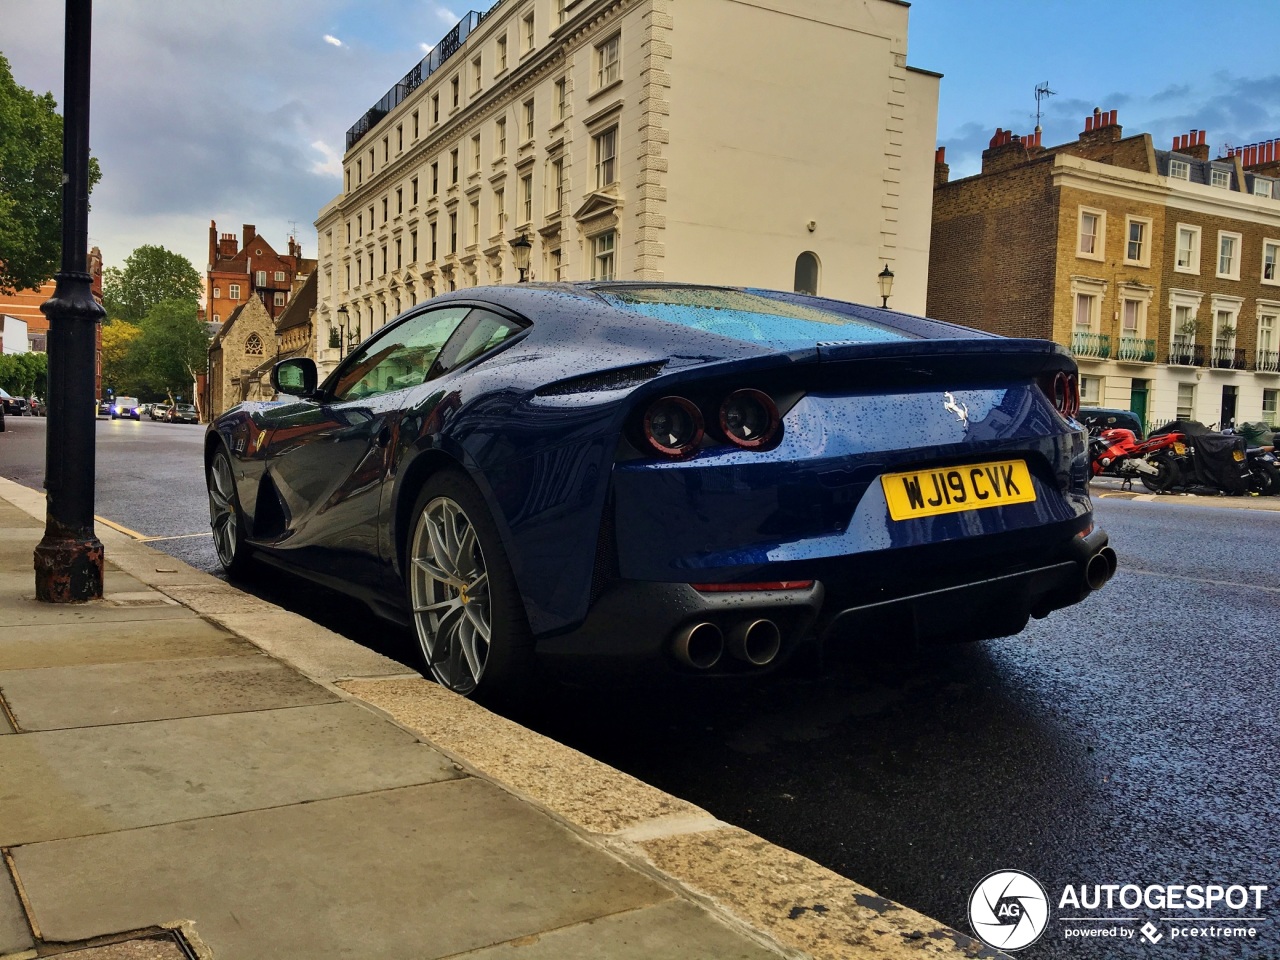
[1117, 294, 1150, 361]
[1077, 208, 1104, 260]
[245, 333, 263, 356]
[450, 76, 460, 110]
[551, 156, 564, 212]
[521, 12, 535, 53]
[1124, 216, 1150, 266]
[555, 77, 568, 122]
[396, 188, 403, 215]
[255, 270, 267, 285]
[1176, 382, 1195, 421]
[431, 162, 439, 195]
[412, 110, 419, 139]
[383, 137, 389, 163]
[494, 187, 505, 233]
[212, 287, 221, 299]
[451, 149, 459, 184]
[411, 230, 418, 263]
[1079, 375, 1101, 405]
[1074, 292, 1097, 331]
[412, 177, 418, 206]
[550, 247, 563, 280]
[432, 93, 440, 124]
[449, 212, 457, 253]
[472, 55, 482, 93]
[1254, 178, 1273, 198]
[1210, 167, 1231, 189]
[496, 34, 508, 72]
[596, 33, 620, 88]
[1175, 224, 1200, 274]
[1263, 388, 1278, 419]
[523, 99, 535, 142]
[1258, 311, 1278, 372]
[382, 197, 389, 223]
[1218, 232, 1241, 279]
[396, 238, 402, 269]
[556, 0, 567, 23]
[470, 200, 480, 246]
[274, 292, 286, 307]
[471, 133, 481, 173]
[595, 126, 618, 188]
[397, 124, 403, 152]
[794, 251, 819, 295]
[274, 271, 285, 282]
[1169, 158, 1190, 180]
[430, 221, 438, 260]
[592, 230, 616, 280]
[357, 159, 362, 184]
[496, 117, 507, 156]
[1263, 240, 1280, 283]
[520, 172, 533, 223]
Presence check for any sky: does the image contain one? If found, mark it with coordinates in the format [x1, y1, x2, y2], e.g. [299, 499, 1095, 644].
[4, 1, 1280, 280]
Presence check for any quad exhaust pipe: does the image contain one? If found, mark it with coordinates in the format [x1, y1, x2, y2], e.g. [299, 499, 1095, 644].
[672, 618, 783, 670]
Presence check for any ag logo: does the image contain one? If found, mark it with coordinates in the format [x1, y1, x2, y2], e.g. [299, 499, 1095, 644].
[968, 869, 1049, 951]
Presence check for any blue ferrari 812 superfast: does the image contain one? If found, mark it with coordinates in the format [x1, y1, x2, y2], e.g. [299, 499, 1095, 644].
[206, 283, 1113, 701]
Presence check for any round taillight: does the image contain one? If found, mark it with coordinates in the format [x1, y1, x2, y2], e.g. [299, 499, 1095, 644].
[643, 396, 704, 458]
[719, 388, 780, 449]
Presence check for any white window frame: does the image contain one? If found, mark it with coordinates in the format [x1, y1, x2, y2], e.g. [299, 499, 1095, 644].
[273, 270, 285, 282]
[1077, 207, 1105, 261]
[469, 199, 480, 247]
[255, 270, 267, 285]
[493, 187, 505, 234]
[1263, 388, 1278, 420]
[595, 125, 618, 189]
[471, 133, 481, 174]
[496, 34, 508, 73]
[1218, 231, 1242, 280]
[522, 99, 535, 143]
[274, 291, 286, 307]
[550, 156, 564, 213]
[1079, 375, 1101, 405]
[212, 287, 221, 299]
[555, 77, 568, 122]
[521, 12, 535, 53]
[520, 172, 533, 224]
[229, 283, 241, 300]
[1254, 177, 1273, 198]
[471, 55, 482, 94]
[1210, 166, 1231, 189]
[591, 230, 616, 281]
[1168, 158, 1190, 180]
[1256, 301, 1280, 373]
[1174, 223, 1201, 275]
[1210, 295, 1244, 364]
[1176, 382, 1196, 421]
[1167, 288, 1204, 363]
[1124, 215, 1152, 267]
[595, 33, 620, 89]
[1262, 239, 1280, 285]
[1116, 283, 1152, 361]
[496, 117, 507, 157]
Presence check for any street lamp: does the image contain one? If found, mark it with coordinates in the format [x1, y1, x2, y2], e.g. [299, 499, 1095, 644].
[510, 232, 532, 282]
[336, 305, 350, 360]
[877, 263, 895, 309]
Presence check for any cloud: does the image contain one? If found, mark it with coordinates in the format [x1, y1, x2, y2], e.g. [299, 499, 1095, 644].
[435, 7, 460, 26]
[323, 34, 343, 47]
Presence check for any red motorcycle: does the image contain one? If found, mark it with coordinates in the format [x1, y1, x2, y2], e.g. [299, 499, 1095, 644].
[1089, 427, 1189, 491]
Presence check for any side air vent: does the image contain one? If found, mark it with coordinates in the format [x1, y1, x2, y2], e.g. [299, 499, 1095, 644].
[536, 362, 665, 397]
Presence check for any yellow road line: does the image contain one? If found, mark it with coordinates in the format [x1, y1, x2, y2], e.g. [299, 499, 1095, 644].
[94, 514, 147, 539]
[136, 532, 212, 543]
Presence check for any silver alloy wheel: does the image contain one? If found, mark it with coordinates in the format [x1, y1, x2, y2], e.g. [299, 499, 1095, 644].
[208, 453, 240, 568]
[409, 495, 492, 695]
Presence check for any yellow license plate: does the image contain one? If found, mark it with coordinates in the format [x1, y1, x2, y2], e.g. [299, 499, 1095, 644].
[881, 459, 1037, 520]
[1173, 442, 1187, 454]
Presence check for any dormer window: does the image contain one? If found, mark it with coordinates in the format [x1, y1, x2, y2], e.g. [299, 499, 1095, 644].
[1254, 178, 1273, 198]
[1169, 158, 1190, 180]
[1210, 167, 1231, 189]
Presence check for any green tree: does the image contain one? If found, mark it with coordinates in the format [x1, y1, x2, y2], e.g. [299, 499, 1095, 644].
[101, 245, 202, 324]
[100, 320, 144, 396]
[0, 52, 101, 294]
[0, 351, 47, 396]
[132, 299, 207, 402]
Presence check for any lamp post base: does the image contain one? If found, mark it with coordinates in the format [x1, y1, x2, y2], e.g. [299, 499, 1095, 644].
[34, 533, 104, 602]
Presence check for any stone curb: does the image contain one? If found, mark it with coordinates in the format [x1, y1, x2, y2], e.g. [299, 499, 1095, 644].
[0, 477, 1002, 960]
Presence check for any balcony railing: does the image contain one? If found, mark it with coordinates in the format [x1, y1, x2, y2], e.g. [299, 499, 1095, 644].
[1256, 349, 1280, 373]
[1116, 336, 1156, 362]
[1167, 339, 1205, 366]
[1071, 330, 1111, 359]
[346, 11, 486, 151]
[1211, 345, 1247, 369]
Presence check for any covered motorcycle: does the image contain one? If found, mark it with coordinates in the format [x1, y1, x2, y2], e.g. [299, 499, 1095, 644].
[1146, 420, 1248, 495]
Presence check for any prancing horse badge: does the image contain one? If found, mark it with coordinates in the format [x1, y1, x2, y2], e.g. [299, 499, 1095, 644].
[943, 391, 969, 428]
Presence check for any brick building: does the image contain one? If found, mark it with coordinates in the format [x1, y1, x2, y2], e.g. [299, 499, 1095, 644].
[929, 109, 1280, 430]
[206, 296, 276, 419]
[313, 0, 940, 374]
[206, 222, 316, 327]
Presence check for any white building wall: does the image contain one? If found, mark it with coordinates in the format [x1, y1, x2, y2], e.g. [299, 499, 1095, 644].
[0, 315, 29, 354]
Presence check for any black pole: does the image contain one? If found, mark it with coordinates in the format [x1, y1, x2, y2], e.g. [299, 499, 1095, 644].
[34, 0, 106, 602]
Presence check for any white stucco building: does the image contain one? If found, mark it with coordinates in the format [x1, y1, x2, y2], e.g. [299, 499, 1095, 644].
[314, 0, 939, 372]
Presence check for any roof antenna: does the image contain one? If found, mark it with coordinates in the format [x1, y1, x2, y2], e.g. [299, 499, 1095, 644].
[1034, 81, 1055, 133]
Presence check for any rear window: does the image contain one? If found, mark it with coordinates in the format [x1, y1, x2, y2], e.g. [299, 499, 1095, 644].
[596, 286, 910, 351]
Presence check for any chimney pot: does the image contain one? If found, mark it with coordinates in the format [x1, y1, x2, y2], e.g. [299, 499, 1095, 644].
[1085, 116, 1094, 132]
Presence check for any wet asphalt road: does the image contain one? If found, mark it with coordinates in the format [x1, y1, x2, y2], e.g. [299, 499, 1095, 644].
[2, 415, 1277, 958]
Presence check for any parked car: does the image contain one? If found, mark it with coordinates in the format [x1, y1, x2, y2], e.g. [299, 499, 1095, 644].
[98, 399, 112, 416]
[0, 389, 30, 416]
[138, 402, 154, 419]
[149, 403, 171, 421]
[166, 403, 199, 424]
[1077, 406, 1144, 439]
[110, 396, 141, 420]
[29, 396, 46, 416]
[205, 283, 1113, 703]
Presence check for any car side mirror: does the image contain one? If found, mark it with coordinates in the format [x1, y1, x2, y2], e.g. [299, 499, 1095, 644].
[271, 358, 317, 397]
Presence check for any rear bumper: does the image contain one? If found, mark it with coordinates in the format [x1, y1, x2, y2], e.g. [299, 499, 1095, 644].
[537, 523, 1112, 677]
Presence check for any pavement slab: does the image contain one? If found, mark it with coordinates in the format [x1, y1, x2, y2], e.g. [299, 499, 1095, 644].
[12, 779, 676, 960]
[0, 702, 461, 846]
[0, 618, 255, 672]
[0, 868, 34, 955]
[208, 611, 409, 680]
[449, 899, 782, 959]
[51, 936, 190, 960]
[0, 654, 338, 731]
